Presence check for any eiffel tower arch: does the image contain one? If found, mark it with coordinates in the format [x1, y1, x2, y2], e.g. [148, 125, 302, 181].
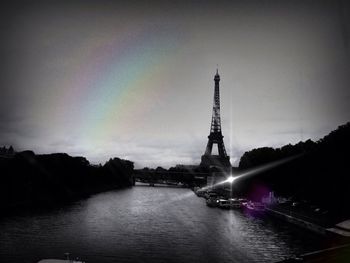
[200, 69, 231, 169]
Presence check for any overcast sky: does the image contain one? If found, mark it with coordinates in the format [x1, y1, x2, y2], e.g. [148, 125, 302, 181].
[1, 0, 350, 168]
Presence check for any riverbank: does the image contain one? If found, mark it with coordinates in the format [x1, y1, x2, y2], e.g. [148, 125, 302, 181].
[265, 204, 350, 263]
[265, 206, 328, 235]
[277, 243, 350, 263]
[194, 188, 350, 262]
[0, 151, 134, 213]
[266, 204, 350, 243]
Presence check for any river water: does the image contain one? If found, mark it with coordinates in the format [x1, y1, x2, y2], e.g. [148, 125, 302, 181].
[0, 185, 327, 263]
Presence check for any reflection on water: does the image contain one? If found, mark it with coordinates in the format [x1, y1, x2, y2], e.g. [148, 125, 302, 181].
[0, 185, 326, 263]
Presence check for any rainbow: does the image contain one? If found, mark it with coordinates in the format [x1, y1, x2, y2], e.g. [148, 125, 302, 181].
[55, 26, 183, 144]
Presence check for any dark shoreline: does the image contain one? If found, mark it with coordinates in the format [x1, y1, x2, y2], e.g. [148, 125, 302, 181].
[0, 151, 134, 215]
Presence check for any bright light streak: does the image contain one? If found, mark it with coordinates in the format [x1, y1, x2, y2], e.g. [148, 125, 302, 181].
[201, 175, 236, 190]
[146, 155, 302, 215]
[200, 154, 302, 191]
[226, 176, 235, 183]
[233, 154, 301, 181]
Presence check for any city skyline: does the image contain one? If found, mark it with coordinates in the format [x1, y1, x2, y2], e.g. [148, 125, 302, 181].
[1, 0, 350, 168]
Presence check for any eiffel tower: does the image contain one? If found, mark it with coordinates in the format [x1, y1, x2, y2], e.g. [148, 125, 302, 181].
[200, 69, 231, 169]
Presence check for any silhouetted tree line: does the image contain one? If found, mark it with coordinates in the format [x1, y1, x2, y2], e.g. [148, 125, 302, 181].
[0, 145, 15, 156]
[233, 122, 350, 221]
[135, 165, 212, 186]
[239, 140, 316, 169]
[0, 151, 134, 211]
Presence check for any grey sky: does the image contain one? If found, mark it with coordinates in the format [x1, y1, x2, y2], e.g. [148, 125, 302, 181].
[1, 0, 349, 168]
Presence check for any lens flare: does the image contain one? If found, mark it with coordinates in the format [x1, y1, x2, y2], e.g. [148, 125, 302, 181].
[232, 154, 302, 181]
[200, 154, 302, 191]
[135, 154, 303, 214]
[226, 176, 235, 183]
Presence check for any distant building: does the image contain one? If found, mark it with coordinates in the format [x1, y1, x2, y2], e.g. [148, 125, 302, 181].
[262, 192, 278, 205]
[0, 146, 15, 158]
[206, 171, 228, 189]
[175, 164, 199, 172]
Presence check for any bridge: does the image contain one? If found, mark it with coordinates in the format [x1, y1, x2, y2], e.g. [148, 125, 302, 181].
[133, 170, 209, 187]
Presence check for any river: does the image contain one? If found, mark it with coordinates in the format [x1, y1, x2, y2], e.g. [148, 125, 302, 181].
[0, 184, 327, 263]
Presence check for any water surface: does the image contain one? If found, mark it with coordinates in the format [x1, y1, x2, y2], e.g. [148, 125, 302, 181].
[0, 185, 326, 263]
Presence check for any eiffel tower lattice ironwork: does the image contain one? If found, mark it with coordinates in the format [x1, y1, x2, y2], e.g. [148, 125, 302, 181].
[200, 69, 231, 168]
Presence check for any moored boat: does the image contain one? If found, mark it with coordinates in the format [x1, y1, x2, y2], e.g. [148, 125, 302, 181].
[206, 197, 220, 207]
[217, 198, 242, 209]
[218, 199, 231, 209]
[204, 191, 219, 200]
[38, 260, 84, 263]
[238, 198, 248, 206]
[195, 188, 207, 197]
[228, 198, 242, 209]
[245, 201, 265, 213]
[37, 253, 85, 263]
